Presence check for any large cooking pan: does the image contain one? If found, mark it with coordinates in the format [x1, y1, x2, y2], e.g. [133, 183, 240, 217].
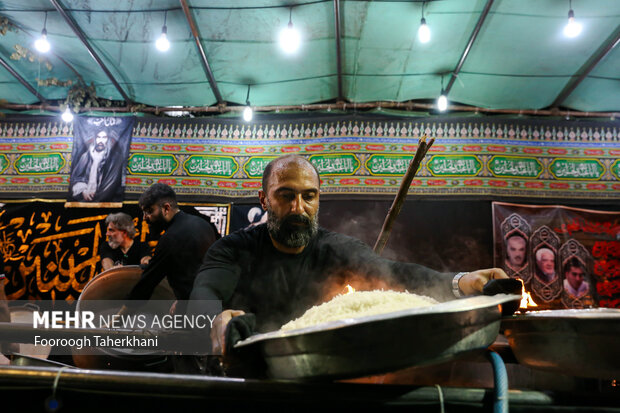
[235, 294, 521, 380]
[73, 265, 176, 371]
[502, 308, 620, 379]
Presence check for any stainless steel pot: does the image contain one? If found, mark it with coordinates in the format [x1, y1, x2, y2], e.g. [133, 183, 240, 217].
[502, 308, 620, 379]
[235, 294, 521, 380]
[73, 265, 176, 371]
[9, 303, 52, 359]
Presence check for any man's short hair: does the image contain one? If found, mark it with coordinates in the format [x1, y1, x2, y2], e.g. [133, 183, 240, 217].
[262, 155, 321, 191]
[139, 183, 178, 210]
[535, 247, 554, 262]
[563, 257, 585, 274]
[105, 212, 136, 239]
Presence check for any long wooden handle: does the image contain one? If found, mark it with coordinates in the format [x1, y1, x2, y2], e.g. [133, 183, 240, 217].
[373, 136, 434, 255]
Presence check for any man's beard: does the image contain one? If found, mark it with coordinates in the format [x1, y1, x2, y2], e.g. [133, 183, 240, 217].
[147, 212, 166, 234]
[267, 207, 318, 248]
[107, 238, 121, 249]
[95, 142, 106, 152]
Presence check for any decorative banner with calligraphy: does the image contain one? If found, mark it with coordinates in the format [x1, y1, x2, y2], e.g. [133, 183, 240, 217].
[0, 115, 619, 201]
[0, 202, 229, 301]
[493, 201, 620, 309]
[67, 116, 135, 206]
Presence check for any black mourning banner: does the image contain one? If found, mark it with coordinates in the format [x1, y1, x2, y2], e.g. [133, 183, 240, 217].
[67, 116, 135, 207]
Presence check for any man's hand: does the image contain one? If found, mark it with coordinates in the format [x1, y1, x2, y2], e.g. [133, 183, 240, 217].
[210, 309, 245, 356]
[169, 300, 178, 316]
[83, 190, 95, 201]
[116, 305, 130, 317]
[458, 268, 509, 296]
[140, 256, 152, 266]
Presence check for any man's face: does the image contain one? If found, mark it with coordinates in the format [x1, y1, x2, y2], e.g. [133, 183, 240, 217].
[106, 223, 125, 249]
[259, 161, 320, 248]
[565, 266, 585, 290]
[142, 203, 167, 232]
[537, 250, 555, 274]
[95, 131, 109, 152]
[506, 236, 526, 267]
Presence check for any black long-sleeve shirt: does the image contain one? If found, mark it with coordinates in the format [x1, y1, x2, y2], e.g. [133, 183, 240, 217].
[127, 211, 217, 301]
[190, 224, 456, 332]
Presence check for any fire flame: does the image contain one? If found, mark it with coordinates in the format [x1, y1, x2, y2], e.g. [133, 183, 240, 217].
[519, 280, 538, 309]
[344, 284, 356, 295]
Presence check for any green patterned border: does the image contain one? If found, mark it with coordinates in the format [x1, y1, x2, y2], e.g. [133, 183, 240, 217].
[1, 116, 619, 200]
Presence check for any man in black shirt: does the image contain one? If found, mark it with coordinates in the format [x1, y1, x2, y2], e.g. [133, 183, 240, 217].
[191, 155, 509, 353]
[100, 212, 151, 271]
[121, 183, 218, 308]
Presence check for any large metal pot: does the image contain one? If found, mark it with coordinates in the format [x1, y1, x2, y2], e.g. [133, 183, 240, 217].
[9, 303, 52, 359]
[73, 265, 176, 371]
[235, 294, 521, 380]
[502, 308, 620, 379]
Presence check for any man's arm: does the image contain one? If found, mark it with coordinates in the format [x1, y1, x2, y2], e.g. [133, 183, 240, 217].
[125, 237, 171, 301]
[189, 237, 244, 353]
[138, 241, 152, 266]
[99, 243, 116, 272]
[101, 257, 114, 271]
[333, 234, 507, 300]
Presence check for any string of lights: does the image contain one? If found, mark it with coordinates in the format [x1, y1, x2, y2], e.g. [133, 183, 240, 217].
[27, 0, 587, 122]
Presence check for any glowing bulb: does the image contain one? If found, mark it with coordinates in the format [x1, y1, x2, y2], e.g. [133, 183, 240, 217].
[243, 106, 253, 122]
[35, 29, 50, 53]
[563, 10, 582, 38]
[156, 27, 170, 51]
[418, 18, 430, 43]
[61, 107, 74, 123]
[437, 94, 448, 112]
[279, 22, 301, 54]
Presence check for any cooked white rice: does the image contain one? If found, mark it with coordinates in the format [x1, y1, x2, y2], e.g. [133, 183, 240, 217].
[281, 290, 439, 331]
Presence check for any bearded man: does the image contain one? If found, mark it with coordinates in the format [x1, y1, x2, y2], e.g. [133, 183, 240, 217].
[100, 212, 151, 271]
[69, 130, 124, 202]
[122, 183, 218, 306]
[190, 155, 508, 354]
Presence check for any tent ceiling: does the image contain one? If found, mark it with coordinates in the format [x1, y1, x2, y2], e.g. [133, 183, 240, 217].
[0, 0, 619, 116]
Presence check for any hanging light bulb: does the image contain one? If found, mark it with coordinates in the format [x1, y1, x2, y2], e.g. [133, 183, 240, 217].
[437, 74, 448, 112]
[437, 92, 448, 112]
[279, 8, 301, 54]
[243, 85, 253, 122]
[35, 12, 51, 53]
[243, 105, 253, 122]
[563, 8, 582, 38]
[156, 11, 170, 51]
[417, 3, 430, 43]
[418, 18, 430, 43]
[61, 107, 74, 123]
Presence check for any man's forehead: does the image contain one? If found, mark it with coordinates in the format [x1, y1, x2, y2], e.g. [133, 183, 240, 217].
[269, 161, 319, 189]
[508, 237, 525, 245]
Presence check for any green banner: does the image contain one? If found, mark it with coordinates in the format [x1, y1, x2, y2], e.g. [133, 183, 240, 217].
[611, 159, 620, 180]
[128, 154, 178, 175]
[14, 153, 65, 174]
[549, 159, 605, 180]
[0, 154, 8, 174]
[243, 156, 277, 178]
[309, 154, 360, 175]
[366, 155, 414, 176]
[488, 156, 543, 178]
[183, 155, 238, 177]
[427, 155, 482, 176]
